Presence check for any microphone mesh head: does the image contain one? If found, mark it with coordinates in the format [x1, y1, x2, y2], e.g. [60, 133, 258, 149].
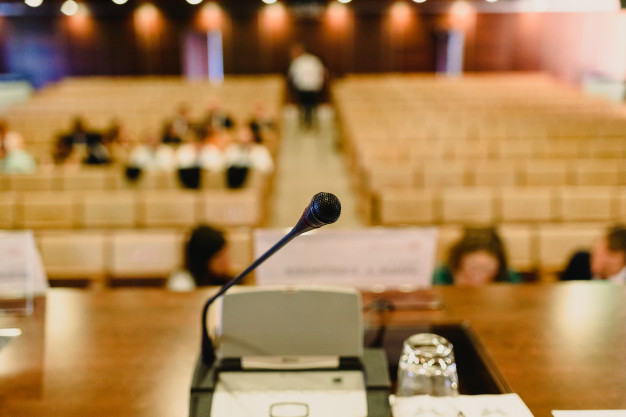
[310, 192, 341, 226]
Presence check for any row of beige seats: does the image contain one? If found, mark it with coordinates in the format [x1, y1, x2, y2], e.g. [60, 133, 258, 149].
[35, 228, 254, 287]
[348, 137, 626, 165]
[369, 185, 626, 226]
[0, 189, 265, 230]
[35, 223, 606, 286]
[357, 159, 626, 191]
[0, 167, 271, 192]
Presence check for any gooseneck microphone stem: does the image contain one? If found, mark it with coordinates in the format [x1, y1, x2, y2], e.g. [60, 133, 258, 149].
[200, 192, 342, 366]
[200, 227, 301, 365]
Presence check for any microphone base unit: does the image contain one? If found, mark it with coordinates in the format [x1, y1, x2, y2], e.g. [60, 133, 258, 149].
[188, 348, 392, 417]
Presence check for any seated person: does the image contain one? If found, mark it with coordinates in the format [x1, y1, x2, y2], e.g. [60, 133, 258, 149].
[561, 225, 626, 284]
[167, 224, 233, 291]
[127, 130, 176, 172]
[0, 119, 36, 174]
[223, 121, 275, 188]
[433, 227, 521, 286]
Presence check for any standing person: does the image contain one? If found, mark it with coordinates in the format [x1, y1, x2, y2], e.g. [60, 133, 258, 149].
[288, 43, 326, 130]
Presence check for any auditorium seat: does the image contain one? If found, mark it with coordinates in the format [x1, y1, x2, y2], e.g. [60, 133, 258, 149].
[499, 186, 555, 223]
[0, 192, 16, 229]
[225, 228, 253, 278]
[107, 229, 183, 283]
[499, 225, 536, 274]
[440, 187, 495, 224]
[36, 230, 106, 286]
[570, 159, 621, 186]
[197, 189, 263, 227]
[521, 160, 568, 186]
[472, 162, 520, 186]
[376, 189, 436, 225]
[422, 162, 467, 187]
[58, 166, 115, 191]
[556, 186, 614, 223]
[137, 190, 199, 228]
[7, 172, 58, 191]
[17, 192, 78, 229]
[78, 191, 137, 229]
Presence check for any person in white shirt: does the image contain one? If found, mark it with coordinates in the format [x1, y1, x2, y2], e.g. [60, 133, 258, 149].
[288, 43, 326, 130]
[127, 130, 175, 172]
[224, 122, 274, 173]
[175, 124, 227, 172]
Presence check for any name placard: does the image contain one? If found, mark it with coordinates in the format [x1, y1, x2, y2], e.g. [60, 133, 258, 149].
[254, 227, 438, 290]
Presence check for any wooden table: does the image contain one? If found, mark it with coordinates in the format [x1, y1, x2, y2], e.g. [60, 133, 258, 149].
[1, 283, 625, 417]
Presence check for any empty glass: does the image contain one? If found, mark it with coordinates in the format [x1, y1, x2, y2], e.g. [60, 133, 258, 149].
[395, 333, 459, 397]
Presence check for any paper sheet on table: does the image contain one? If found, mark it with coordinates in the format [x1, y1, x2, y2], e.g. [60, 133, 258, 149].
[553, 411, 626, 417]
[390, 393, 535, 417]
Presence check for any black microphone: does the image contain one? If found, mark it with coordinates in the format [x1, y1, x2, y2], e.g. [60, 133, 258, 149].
[200, 192, 341, 366]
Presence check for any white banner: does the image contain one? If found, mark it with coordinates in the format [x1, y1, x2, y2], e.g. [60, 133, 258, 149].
[254, 227, 438, 291]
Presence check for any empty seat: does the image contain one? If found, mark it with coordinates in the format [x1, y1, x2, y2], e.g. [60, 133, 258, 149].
[7, 172, 59, 191]
[521, 160, 568, 186]
[197, 189, 263, 227]
[0, 192, 17, 229]
[472, 162, 520, 187]
[107, 229, 183, 280]
[499, 186, 555, 223]
[376, 188, 436, 225]
[225, 228, 253, 277]
[440, 187, 495, 224]
[59, 166, 114, 191]
[36, 230, 106, 285]
[499, 225, 536, 273]
[78, 191, 137, 228]
[569, 159, 620, 186]
[17, 192, 78, 229]
[137, 190, 199, 228]
[556, 186, 614, 223]
[422, 163, 467, 187]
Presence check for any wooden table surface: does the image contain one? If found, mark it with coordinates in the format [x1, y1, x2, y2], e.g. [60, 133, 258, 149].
[1, 283, 625, 417]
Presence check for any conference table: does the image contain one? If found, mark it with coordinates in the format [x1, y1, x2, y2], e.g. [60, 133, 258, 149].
[1, 283, 625, 417]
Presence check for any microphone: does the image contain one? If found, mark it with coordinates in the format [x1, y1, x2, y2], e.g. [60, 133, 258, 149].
[200, 192, 341, 366]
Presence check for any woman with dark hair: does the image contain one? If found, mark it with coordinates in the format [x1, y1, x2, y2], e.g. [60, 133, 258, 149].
[433, 227, 521, 286]
[167, 224, 232, 291]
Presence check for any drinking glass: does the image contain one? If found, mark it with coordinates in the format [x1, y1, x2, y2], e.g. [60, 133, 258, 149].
[395, 333, 459, 397]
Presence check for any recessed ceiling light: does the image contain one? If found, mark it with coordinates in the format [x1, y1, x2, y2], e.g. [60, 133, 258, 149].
[61, 0, 79, 16]
[25, 0, 44, 7]
[112, 0, 129, 5]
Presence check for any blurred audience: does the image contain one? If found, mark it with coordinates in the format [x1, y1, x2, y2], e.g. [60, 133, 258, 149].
[0, 119, 36, 173]
[171, 102, 193, 140]
[561, 225, 626, 283]
[167, 224, 233, 291]
[433, 227, 521, 286]
[223, 121, 274, 188]
[54, 117, 110, 165]
[201, 97, 234, 132]
[127, 130, 176, 172]
[161, 120, 183, 146]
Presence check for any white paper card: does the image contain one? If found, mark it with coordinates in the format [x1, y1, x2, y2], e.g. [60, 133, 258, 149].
[390, 394, 535, 417]
[553, 412, 626, 417]
[254, 227, 438, 291]
[0, 230, 48, 315]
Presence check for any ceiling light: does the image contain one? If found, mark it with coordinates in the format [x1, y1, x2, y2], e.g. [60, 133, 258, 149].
[262, 0, 277, 4]
[112, 0, 129, 4]
[25, 0, 44, 7]
[187, 0, 203, 4]
[413, 0, 427, 3]
[61, 0, 79, 16]
[338, 0, 352, 4]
